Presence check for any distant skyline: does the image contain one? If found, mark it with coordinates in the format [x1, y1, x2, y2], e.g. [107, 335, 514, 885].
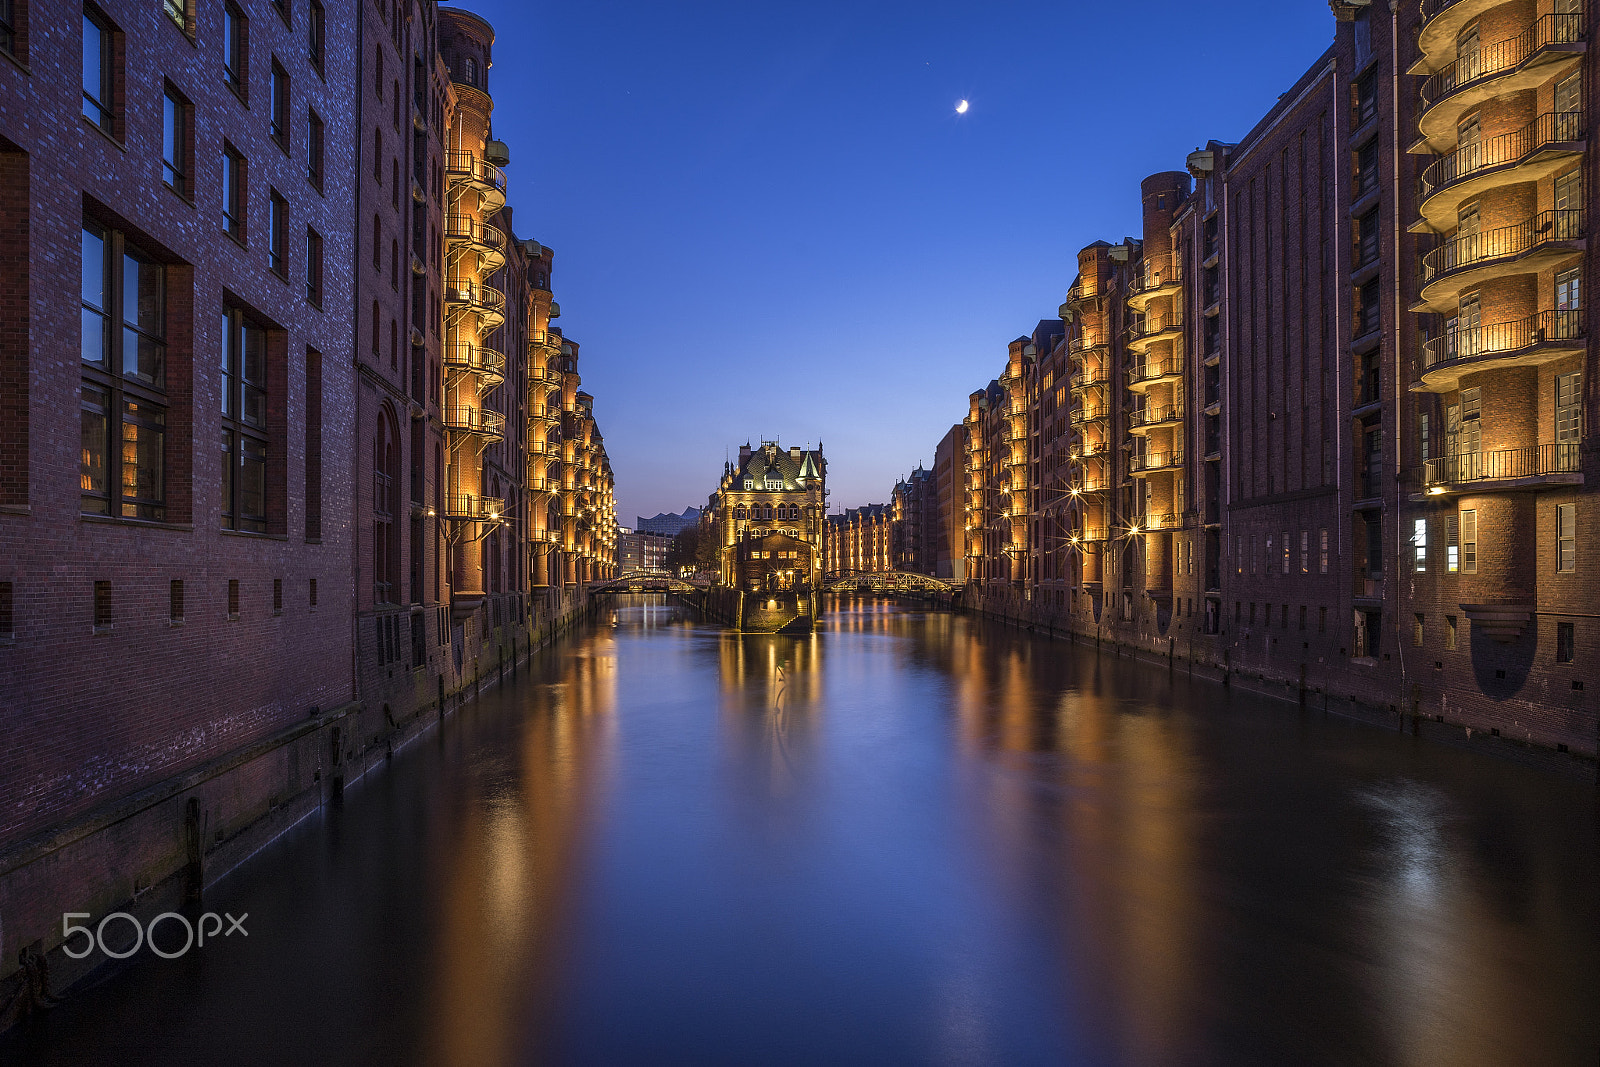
[467, 0, 1334, 522]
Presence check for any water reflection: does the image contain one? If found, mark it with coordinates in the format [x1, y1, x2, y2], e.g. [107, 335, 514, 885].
[7, 597, 1597, 1067]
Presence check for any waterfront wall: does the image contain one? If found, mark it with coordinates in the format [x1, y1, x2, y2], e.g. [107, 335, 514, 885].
[0, 593, 597, 1030]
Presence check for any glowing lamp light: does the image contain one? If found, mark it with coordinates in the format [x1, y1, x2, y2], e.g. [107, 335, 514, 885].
[1427, 486, 1447, 495]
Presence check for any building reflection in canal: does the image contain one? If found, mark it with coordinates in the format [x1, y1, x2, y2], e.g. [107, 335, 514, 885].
[5, 596, 1595, 1067]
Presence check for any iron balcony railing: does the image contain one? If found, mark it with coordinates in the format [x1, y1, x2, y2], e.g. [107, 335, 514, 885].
[1421, 111, 1584, 201]
[1069, 336, 1108, 355]
[445, 279, 506, 316]
[1424, 443, 1580, 485]
[1421, 208, 1584, 284]
[444, 214, 507, 255]
[1420, 14, 1586, 110]
[444, 494, 505, 521]
[1127, 315, 1186, 341]
[1131, 450, 1184, 473]
[1128, 265, 1182, 295]
[443, 343, 506, 379]
[1070, 406, 1107, 426]
[1077, 527, 1108, 542]
[1130, 403, 1185, 428]
[443, 152, 508, 197]
[1072, 369, 1111, 389]
[1421, 308, 1583, 370]
[1142, 513, 1184, 531]
[1127, 358, 1184, 386]
[442, 405, 506, 439]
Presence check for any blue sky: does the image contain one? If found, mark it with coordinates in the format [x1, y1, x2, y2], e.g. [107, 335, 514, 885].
[467, 0, 1334, 524]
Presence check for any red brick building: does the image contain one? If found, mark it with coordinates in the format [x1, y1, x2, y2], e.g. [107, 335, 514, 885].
[939, 0, 1599, 756]
[0, 0, 615, 1012]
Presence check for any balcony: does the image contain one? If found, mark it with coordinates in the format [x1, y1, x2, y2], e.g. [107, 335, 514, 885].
[1069, 528, 1107, 545]
[1125, 315, 1185, 355]
[1415, 111, 1584, 233]
[445, 279, 506, 331]
[1141, 513, 1185, 531]
[1421, 443, 1582, 494]
[443, 494, 505, 522]
[1415, 14, 1585, 153]
[1126, 266, 1183, 313]
[528, 403, 561, 425]
[443, 151, 507, 214]
[442, 404, 506, 442]
[1128, 404, 1184, 435]
[529, 331, 562, 355]
[1071, 368, 1110, 392]
[444, 214, 507, 273]
[1416, 308, 1584, 391]
[1131, 450, 1184, 476]
[1070, 406, 1108, 427]
[442, 344, 505, 391]
[1069, 335, 1108, 357]
[1126, 357, 1184, 392]
[1415, 209, 1584, 312]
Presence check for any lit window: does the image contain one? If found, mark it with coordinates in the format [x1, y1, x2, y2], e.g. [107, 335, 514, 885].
[1461, 509, 1477, 573]
[1413, 518, 1427, 572]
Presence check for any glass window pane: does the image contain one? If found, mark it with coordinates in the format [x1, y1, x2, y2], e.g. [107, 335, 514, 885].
[121, 399, 165, 520]
[221, 430, 233, 520]
[80, 386, 108, 511]
[123, 254, 162, 334]
[241, 437, 267, 531]
[82, 308, 107, 366]
[81, 226, 105, 308]
[82, 16, 102, 108]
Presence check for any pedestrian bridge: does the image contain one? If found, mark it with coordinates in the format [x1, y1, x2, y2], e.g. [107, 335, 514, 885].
[824, 571, 954, 594]
[590, 572, 706, 594]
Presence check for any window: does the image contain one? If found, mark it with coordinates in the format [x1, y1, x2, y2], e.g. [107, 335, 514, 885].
[1413, 614, 1424, 647]
[307, 109, 324, 189]
[306, 347, 322, 541]
[273, 577, 283, 615]
[309, 577, 318, 608]
[93, 581, 111, 630]
[268, 190, 286, 276]
[1557, 374, 1582, 469]
[308, 1, 325, 73]
[270, 60, 289, 149]
[373, 128, 382, 182]
[374, 413, 398, 604]
[1300, 531, 1309, 573]
[1319, 606, 1327, 633]
[222, 144, 245, 240]
[391, 158, 400, 209]
[1354, 277, 1380, 338]
[1461, 509, 1477, 573]
[1, 0, 19, 55]
[1557, 503, 1576, 573]
[306, 227, 322, 305]
[1557, 621, 1575, 664]
[1447, 515, 1459, 573]
[1446, 615, 1457, 650]
[81, 220, 167, 521]
[1319, 529, 1329, 573]
[1282, 532, 1290, 574]
[221, 307, 268, 533]
[82, 9, 114, 133]
[1555, 72, 1581, 119]
[1355, 208, 1379, 267]
[1556, 269, 1581, 321]
[227, 578, 240, 617]
[465, 56, 478, 87]
[223, 3, 246, 96]
[1419, 413, 1430, 465]
[1555, 169, 1582, 215]
[1413, 518, 1427, 572]
[161, 87, 190, 197]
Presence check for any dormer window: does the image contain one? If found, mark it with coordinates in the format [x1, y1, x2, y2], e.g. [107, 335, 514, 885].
[744, 479, 753, 489]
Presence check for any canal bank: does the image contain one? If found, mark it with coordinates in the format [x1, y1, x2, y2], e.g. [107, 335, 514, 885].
[0, 592, 603, 1034]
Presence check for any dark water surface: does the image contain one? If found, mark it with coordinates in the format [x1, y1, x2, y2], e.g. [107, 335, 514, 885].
[8, 598, 1598, 1066]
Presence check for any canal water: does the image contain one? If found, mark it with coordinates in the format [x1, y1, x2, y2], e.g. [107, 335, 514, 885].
[7, 598, 1598, 1066]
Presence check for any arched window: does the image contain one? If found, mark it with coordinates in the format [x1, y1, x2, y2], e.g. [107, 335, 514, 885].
[734, 505, 747, 520]
[373, 128, 383, 181]
[374, 412, 399, 604]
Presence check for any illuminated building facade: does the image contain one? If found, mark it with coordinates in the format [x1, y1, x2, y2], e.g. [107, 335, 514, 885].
[826, 504, 893, 578]
[707, 441, 827, 591]
[923, 0, 1599, 755]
